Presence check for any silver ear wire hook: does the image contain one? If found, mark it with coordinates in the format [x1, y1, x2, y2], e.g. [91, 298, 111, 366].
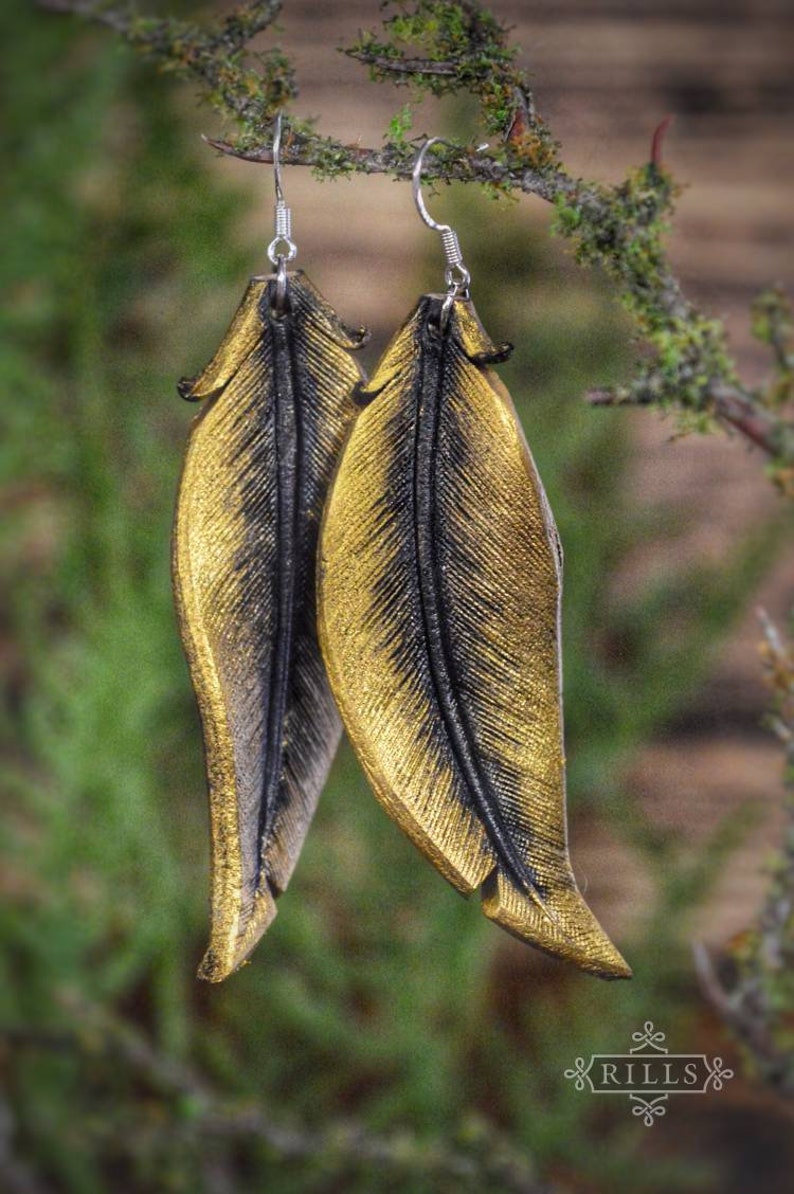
[267, 112, 297, 311]
[412, 138, 471, 323]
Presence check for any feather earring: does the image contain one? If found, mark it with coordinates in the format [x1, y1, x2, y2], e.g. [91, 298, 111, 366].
[318, 139, 630, 980]
[173, 116, 368, 982]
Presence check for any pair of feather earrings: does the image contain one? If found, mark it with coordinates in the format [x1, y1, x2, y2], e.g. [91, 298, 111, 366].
[173, 122, 631, 984]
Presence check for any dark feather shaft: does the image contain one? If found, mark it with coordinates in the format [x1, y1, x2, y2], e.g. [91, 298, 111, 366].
[412, 311, 545, 901]
[255, 306, 302, 881]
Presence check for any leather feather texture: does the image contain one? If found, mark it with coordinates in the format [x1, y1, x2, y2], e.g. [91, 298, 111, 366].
[173, 271, 367, 982]
[318, 294, 630, 980]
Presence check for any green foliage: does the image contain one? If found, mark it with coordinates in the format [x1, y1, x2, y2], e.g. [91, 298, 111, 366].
[46, 0, 794, 482]
[751, 287, 793, 362]
[1, 3, 788, 1192]
[95, 0, 294, 135]
[347, 0, 560, 170]
[552, 167, 736, 417]
[751, 288, 794, 482]
[388, 100, 414, 143]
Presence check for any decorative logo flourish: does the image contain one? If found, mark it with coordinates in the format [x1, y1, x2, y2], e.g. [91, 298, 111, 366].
[563, 1021, 733, 1126]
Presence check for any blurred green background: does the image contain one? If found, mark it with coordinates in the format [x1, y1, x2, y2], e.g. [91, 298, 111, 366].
[2, 2, 792, 1191]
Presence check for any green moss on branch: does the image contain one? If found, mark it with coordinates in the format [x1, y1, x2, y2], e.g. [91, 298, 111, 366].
[42, 0, 794, 488]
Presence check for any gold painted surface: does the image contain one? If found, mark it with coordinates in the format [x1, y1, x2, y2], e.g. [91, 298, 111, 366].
[318, 295, 630, 980]
[173, 271, 366, 982]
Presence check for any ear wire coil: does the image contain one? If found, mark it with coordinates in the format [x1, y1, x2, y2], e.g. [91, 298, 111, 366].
[440, 227, 464, 273]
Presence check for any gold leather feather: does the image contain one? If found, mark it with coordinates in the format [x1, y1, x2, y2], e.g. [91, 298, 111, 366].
[173, 271, 367, 982]
[318, 295, 630, 979]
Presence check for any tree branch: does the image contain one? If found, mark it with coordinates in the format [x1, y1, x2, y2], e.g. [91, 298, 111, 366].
[695, 611, 794, 1093]
[348, 52, 460, 77]
[589, 383, 792, 461]
[42, 0, 794, 489]
[4, 1013, 549, 1192]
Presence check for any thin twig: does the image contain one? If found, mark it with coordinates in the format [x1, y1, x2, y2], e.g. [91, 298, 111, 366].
[40, 0, 794, 482]
[4, 1016, 548, 1192]
[588, 383, 787, 458]
[693, 942, 781, 1065]
[347, 52, 459, 76]
[693, 612, 794, 1094]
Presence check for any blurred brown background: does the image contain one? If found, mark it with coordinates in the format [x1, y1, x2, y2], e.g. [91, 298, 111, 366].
[3, 1, 793, 1191]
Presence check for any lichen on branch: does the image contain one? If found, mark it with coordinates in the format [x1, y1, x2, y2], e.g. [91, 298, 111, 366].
[345, 0, 560, 170]
[42, 0, 794, 489]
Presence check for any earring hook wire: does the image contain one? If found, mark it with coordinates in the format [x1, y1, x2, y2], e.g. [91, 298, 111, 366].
[272, 109, 286, 208]
[268, 111, 297, 310]
[412, 137, 471, 317]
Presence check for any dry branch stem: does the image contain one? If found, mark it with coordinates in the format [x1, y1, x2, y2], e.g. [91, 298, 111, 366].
[40, 0, 794, 483]
[589, 383, 787, 458]
[694, 612, 794, 1093]
[3, 1016, 548, 1192]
